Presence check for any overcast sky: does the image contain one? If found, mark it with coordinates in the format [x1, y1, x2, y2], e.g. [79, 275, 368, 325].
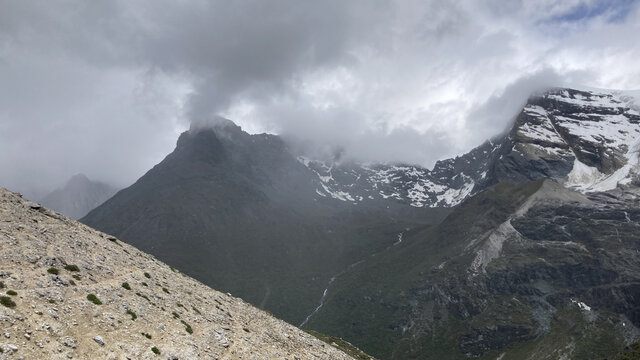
[1, 0, 640, 198]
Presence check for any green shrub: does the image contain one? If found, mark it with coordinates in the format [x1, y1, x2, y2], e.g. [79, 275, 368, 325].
[87, 294, 102, 305]
[151, 346, 160, 355]
[126, 309, 137, 321]
[172, 311, 180, 319]
[48, 299, 56, 304]
[47, 267, 59, 275]
[1, 296, 16, 308]
[136, 293, 150, 302]
[122, 282, 131, 290]
[142, 332, 152, 339]
[0, 281, 4, 289]
[142, 282, 148, 287]
[6, 290, 17, 296]
[144, 272, 151, 278]
[72, 274, 81, 280]
[162, 287, 170, 294]
[181, 320, 193, 334]
[64, 264, 80, 272]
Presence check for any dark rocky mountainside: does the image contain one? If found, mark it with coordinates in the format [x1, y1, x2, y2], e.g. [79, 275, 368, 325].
[307, 180, 640, 359]
[39, 174, 117, 220]
[81, 120, 447, 325]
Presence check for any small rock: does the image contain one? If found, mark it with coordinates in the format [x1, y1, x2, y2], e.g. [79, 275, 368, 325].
[93, 336, 104, 346]
[24, 333, 30, 340]
[4, 331, 10, 338]
[7, 344, 18, 351]
[27, 201, 41, 210]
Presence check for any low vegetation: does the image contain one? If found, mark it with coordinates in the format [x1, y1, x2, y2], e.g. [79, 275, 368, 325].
[6, 290, 17, 296]
[122, 282, 131, 290]
[64, 264, 80, 272]
[47, 267, 59, 275]
[151, 346, 160, 355]
[126, 309, 137, 320]
[86, 293, 102, 305]
[0, 296, 16, 308]
[181, 320, 193, 334]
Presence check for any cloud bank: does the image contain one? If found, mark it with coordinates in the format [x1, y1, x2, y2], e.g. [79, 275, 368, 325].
[1, 0, 640, 197]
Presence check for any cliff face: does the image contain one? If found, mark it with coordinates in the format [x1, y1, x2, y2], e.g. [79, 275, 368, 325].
[0, 188, 364, 359]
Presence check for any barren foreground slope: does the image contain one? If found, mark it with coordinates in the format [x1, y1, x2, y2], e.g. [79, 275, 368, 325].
[0, 188, 359, 360]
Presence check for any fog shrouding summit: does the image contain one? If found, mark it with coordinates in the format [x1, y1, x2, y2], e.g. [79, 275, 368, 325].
[1, 0, 640, 197]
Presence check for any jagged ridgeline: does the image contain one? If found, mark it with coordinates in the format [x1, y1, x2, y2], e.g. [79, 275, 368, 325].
[81, 87, 640, 359]
[0, 188, 370, 359]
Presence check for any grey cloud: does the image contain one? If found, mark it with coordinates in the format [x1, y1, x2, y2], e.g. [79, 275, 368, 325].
[1, 0, 640, 197]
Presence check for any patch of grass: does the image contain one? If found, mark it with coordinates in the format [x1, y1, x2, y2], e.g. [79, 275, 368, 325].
[47, 267, 59, 275]
[162, 287, 170, 294]
[126, 309, 137, 320]
[48, 299, 56, 304]
[86, 294, 102, 305]
[142, 332, 152, 339]
[151, 346, 160, 355]
[72, 274, 81, 280]
[122, 282, 131, 290]
[181, 320, 193, 334]
[64, 264, 80, 272]
[144, 272, 151, 278]
[0, 296, 16, 308]
[136, 292, 150, 302]
[6, 290, 17, 296]
[172, 311, 180, 319]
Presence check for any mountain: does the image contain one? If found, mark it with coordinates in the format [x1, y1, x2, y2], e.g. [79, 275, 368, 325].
[300, 87, 640, 207]
[81, 86, 640, 359]
[81, 119, 449, 324]
[0, 187, 370, 359]
[39, 173, 117, 219]
[301, 88, 640, 359]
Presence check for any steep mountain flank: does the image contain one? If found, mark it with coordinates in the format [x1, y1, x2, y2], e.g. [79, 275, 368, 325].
[0, 188, 367, 359]
[39, 174, 117, 219]
[81, 120, 447, 324]
[306, 181, 640, 359]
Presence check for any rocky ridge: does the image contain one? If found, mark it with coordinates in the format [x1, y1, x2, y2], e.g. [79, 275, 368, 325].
[298, 87, 640, 208]
[0, 188, 364, 360]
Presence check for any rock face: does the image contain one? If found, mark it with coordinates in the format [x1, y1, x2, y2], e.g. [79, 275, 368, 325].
[307, 180, 640, 359]
[39, 174, 117, 220]
[300, 88, 640, 208]
[0, 188, 364, 359]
